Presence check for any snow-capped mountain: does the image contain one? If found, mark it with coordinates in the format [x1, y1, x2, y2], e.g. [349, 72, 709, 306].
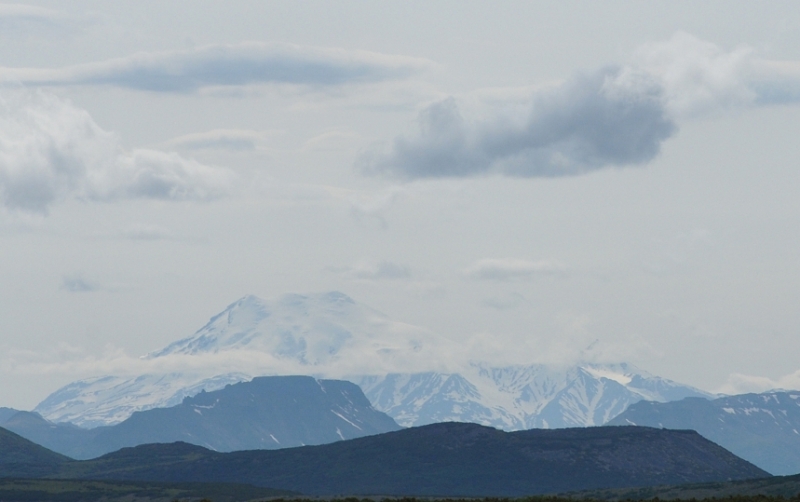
[353, 362, 711, 429]
[36, 292, 459, 427]
[147, 292, 458, 369]
[35, 291, 710, 430]
[608, 391, 800, 475]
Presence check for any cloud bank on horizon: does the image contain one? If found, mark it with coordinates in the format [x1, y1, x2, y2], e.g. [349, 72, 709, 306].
[361, 33, 800, 180]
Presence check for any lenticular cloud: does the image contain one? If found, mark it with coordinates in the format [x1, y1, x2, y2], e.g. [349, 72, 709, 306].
[0, 89, 234, 213]
[0, 42, 434, 93]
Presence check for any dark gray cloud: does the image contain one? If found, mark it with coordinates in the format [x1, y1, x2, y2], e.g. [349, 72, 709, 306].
[1, 42, 433, 93]
[361, 66, 677, 179]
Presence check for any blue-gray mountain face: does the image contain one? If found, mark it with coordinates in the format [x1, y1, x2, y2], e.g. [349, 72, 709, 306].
[33, 293, 709, 430]
[0, 407, 19, 423]
[1, 376, 400, 460]
[607, 391, 800, 476]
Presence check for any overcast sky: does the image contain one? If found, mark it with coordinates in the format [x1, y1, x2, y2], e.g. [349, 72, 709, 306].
[2, 1, 800, 409]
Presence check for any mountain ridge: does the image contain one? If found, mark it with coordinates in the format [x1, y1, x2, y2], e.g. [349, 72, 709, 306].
[353, 362, 710, 429]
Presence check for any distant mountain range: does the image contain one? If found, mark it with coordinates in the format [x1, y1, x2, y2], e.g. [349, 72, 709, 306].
[0, 422, 769, 496]
[2, 376, 399, 459]
[607, 390, 800, 476]
[354, 362, 710, 429]
[32, 292, 711, 431]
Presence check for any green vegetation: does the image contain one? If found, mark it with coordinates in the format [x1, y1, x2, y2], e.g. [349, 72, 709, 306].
[233, 496, 800, 502]
[0, 478, 293, 502]
[0, 483, 799, 502]
[259, 497, 800, 502]
[560, 473, 800, 500]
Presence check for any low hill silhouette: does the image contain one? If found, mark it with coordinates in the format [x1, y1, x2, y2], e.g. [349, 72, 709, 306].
[47, 423, 769, 496]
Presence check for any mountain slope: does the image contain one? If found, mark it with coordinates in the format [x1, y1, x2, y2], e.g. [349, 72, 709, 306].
[0, 426, 71, 477]
[1, 411, 95, 458]
[48, 423, 769, 496]
[607, 391, 800, 475]
[11, 376, 400, 459]
[0, 407, 20, 423]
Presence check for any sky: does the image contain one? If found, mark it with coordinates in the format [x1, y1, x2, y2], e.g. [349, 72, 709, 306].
[2, 0, 800, 409]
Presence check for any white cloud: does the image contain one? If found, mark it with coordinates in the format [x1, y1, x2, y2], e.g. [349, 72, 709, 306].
[0, 89, 234, 213]
[634, 32, 757, 118]
[0, 335, 465, 382]
[637, 32, 800, 114]
[719, 370, 800, 395]
[0, 42, 434, 93]
[465, 258, 566, 281]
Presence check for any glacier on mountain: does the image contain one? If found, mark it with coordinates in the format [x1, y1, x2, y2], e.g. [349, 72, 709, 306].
[34, 292, 711, 429]
[35, 373, 250, 428]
